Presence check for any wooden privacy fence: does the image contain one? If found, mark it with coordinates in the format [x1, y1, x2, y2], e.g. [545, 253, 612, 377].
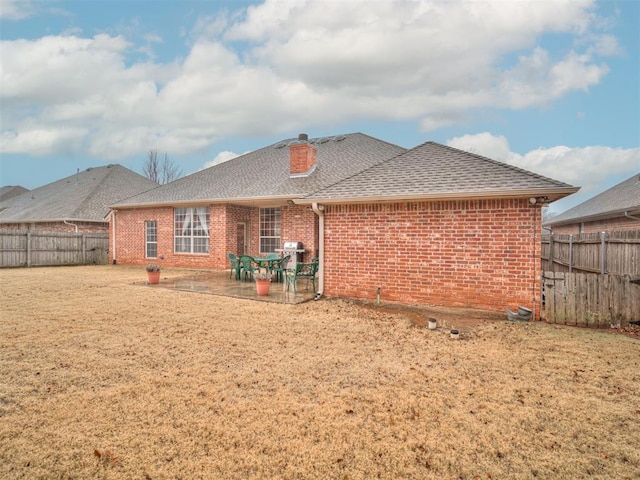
[542, 230, 640, 275]
[0, 230, 109, 267]
[542, 271, 640, 327]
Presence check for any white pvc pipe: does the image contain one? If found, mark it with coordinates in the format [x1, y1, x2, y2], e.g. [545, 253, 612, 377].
[111, 210, 117, 264]
[63, 220, 78, 232]
[311, 202, 324, 298]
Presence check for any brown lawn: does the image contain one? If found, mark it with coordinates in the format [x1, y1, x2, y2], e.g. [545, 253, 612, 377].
[0, 266, 638, 480]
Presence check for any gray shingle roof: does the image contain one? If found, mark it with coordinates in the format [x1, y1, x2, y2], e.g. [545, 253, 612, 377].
[0, 165, 158, 223]
[0, 185, 29, 202]
[112, 133, 406, 207]
[302, 141, 577, 202]
[545, 172, 640, 226]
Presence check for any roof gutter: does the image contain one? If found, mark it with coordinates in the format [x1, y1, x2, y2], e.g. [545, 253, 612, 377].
[0, 218, 106, 225]
[110, 194, 294, 210]
[546, 206, 640, 227]
[311, 202, 324, 300]
[295, 187, 580, 205]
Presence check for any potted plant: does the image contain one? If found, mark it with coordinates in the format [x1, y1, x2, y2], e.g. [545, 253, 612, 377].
[254, 268, 272, 296]
[145, 264, 161, 284]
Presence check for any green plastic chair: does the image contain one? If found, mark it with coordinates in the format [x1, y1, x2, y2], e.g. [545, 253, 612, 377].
[238, 255, 258, 281]
[271, 255, 291, 283]
[285, 257, 319, 293]
[227, 252, 240, 280]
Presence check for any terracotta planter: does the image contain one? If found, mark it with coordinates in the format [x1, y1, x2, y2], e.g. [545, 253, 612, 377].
[255, 279, 271, 296]
[147, 271, 161, 285]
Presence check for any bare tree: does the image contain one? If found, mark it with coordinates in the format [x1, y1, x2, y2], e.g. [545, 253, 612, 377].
[142, 150, 183, 184]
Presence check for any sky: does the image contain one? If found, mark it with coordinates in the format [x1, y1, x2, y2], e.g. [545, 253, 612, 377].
[0, 0, 638, 214]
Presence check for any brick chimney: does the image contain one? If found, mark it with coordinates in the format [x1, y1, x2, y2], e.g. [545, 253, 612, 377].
[289, 133, 317, 177]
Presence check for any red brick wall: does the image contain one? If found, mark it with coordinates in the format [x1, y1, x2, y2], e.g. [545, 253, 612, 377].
[289, 144, 317, 175]
[225, 205, 252, 255]
[111, 203, 319, 267]
[323, 199, 542, 316]
[1, 221, 108, 234]
[281, 204, 318, 261]
[551, 216, 640, 234]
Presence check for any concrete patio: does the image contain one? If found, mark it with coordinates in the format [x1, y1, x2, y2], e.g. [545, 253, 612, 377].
[139, 269, 317, 304]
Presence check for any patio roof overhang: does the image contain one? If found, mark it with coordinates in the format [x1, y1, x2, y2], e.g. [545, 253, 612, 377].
[109, 195, 295, 210]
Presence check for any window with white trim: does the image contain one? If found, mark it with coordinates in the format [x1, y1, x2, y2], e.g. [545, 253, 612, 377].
[145, 220, 158, 258]
[174, 207, 210, 254]
[259, 207, 281, 253]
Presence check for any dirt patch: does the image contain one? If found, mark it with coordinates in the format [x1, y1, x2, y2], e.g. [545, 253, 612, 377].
[1, 266, 639, 479]
[358, 301, 505, 331]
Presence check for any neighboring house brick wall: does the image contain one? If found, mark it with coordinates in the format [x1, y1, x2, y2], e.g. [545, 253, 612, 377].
[323, 199, 542, 315]
[550, 216, 640, 234]
[0, 221, 108, 234]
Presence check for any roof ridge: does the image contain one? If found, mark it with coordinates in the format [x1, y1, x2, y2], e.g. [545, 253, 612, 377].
[69, 165, 119, 218]
[427, 142, 573, 188]
[302, 134, 408, 198]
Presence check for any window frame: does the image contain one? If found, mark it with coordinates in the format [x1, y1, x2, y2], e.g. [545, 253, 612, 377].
[145, 220, 158, 259]
[259, 207, 281, 254]
[174, 207, 210, 254]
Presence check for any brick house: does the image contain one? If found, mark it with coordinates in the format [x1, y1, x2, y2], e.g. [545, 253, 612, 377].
[0, 165, 158, 234]
[545, 172, 640, 234]
[110, 133, 578, 317]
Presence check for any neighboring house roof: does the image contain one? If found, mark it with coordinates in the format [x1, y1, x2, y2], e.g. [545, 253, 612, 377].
[301, 142, 578, 203]
[0, 164, 159, 224]
[0, 185, 29, 202]
[545, 172, 640, 226]
[112, 133, 407, 208]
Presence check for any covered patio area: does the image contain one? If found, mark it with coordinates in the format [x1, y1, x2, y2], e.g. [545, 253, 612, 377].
[139, 270, 317, 304]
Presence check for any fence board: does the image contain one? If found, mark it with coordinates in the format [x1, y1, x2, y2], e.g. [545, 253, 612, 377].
[543, 271, 640, 327]
[587, 274, 600, 328]
[565, 272, 576, 326]
[0, 230, 108, 267]
[542, 230, 640, 275]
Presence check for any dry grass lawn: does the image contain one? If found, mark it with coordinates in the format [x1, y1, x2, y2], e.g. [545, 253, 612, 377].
[0, 266, 638, 480]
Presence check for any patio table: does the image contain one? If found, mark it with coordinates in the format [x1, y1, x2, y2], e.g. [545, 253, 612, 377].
[253, 256, 287, 282]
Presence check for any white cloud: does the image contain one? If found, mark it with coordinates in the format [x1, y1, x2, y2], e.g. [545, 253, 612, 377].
[0, 125, 87, 155]
[0, 0, 35, 20]
[0, 0, 623, 161]
[447, 132, 640, 213]
[202, 151, 241, 169]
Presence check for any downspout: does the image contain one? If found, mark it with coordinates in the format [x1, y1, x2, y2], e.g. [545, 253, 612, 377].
[624, 211, 640, 221]
[111, 210, 117, 264]
[311, 202, 324, 300]
[532, 204, 538, 321]
[63, 220, 78, 233]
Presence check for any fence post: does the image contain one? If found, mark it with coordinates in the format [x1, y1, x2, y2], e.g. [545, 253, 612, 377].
[81, 233, 86, 264]
[569, 234, 573, 273]
[548, 234, 555, 271]
[600, 231, 607, 274]
[26, 231, 32, 267]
